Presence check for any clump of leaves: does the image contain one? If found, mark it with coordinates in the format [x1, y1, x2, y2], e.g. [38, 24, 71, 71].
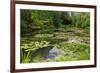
[20, 41, 50, 63]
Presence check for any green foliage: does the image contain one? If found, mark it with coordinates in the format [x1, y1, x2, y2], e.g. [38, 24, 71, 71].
[20, 9, 90, 63]
[21, 10, 90, 34]
[20, 41, 50, 63]
[21, 10, 33, 34]
[21, 40, 90, 63]
[71, 12, 90, 30]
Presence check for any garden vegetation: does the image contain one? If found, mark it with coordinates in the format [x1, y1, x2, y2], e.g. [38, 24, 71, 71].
[20, 9, 90, 63]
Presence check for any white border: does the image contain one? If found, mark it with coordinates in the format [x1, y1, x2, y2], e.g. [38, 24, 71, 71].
[15, 4, 95, 69]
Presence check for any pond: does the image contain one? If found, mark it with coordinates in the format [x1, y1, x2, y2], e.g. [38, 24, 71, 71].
[20, 28, 90, 63]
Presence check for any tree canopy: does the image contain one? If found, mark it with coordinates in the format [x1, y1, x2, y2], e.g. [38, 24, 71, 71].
[21, 9, 90, 34]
